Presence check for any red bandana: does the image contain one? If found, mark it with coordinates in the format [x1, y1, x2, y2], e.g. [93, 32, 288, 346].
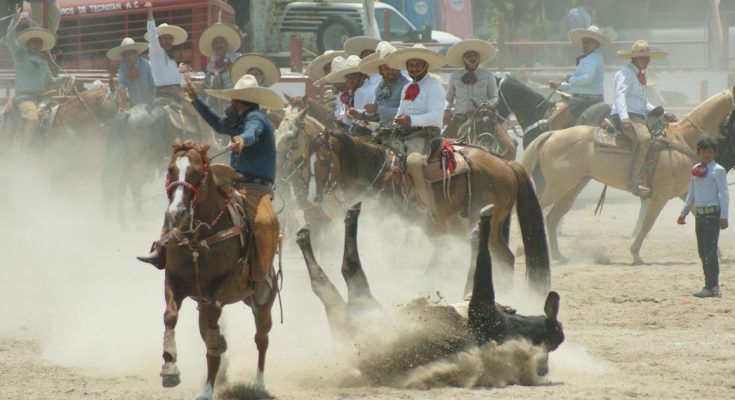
[126, 67, 140, 81]
[637, 71, 646, 86]
[340, 90, 352, 106]
[214, 57, 228, 70]
[404, 83, 420, 101]
[691, 163, 708, 177]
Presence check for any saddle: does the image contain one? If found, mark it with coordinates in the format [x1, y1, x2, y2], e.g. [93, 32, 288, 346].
[425, 139, 470, 183]
[155, 95, 199, 134]
[594, 107, 669, 154]
[3, 96, 59, 133]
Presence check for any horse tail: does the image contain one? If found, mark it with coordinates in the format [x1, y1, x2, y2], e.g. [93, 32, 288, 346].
[509, 161, 550, 294]
[520, 130, 553, 196]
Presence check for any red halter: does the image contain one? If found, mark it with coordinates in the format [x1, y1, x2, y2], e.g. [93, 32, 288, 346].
[165, 145, 210, 207]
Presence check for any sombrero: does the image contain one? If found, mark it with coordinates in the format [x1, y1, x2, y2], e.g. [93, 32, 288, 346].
[145, 23, 188, 46]
[445, 39, 497, 67]
[230, 53, 281, 87]
[306, 50, 346, 81]
[358, 41, 398, 74]
[198, 23, 242, 57]
[568, 25, 613, 47]
[106, 37, 148, 61]
[617, 40, 667, 59]
[386, 44, 446, 72]
[205, 74, 284, 109]
[16, 27, 56, 52]
[324, 55, 363, 84]
[343, 36, 380, 56]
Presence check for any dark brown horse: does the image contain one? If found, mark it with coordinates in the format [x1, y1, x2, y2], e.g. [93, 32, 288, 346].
[157, 140, 277, 400]
[307, 131, 550, 294]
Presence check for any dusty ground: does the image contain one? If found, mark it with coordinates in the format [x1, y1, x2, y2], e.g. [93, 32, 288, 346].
[1, 150, 734, 400]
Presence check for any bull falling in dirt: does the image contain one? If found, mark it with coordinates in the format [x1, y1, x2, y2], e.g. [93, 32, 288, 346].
[296, 202, 565, 388]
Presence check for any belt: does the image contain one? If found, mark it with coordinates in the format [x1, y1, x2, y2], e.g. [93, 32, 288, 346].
[235, 173, 273, 188]
[156, 85, 182, 95]
[572, 94, 603, 99]
[405, 126, 441, 134]
[695, 206, 720, 215]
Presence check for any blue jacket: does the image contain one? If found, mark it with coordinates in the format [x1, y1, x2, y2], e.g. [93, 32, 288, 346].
[559, 49, 604, 96]
[192, 98, 276, 182]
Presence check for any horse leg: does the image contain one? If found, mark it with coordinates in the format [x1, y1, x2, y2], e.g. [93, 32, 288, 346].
[196, 301, 226, 400]
[296, 226, 348, 340]
[341, 202, 382, 318]
[545, 178, 590, 263]
[631, 197, 649, 238]
[630, 195, 669, 265]
[161, 278, 184, 388]
[250, 286, 276, 390]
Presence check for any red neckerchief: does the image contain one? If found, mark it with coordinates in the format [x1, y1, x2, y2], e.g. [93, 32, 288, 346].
[126, 67, 140, 80]
[637, 71, 647, 86]
[404, 82, 420, 101]
[214, 57, 228, 70]
[340, 90, 352, 106]
[691, 163, 708, 177]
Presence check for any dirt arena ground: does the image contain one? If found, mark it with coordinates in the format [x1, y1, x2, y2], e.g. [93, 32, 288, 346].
[1, 151, 734, 400]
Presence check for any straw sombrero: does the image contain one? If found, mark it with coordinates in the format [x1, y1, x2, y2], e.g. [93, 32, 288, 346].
[306, 50, 345, 81]
[617, 40, 667, 59]
[230, 53, 281, 87]
[343, 36, 380, 56]
[198, 23, 242, 57]
[106, 37, 148, 61]
[358, 41, 398, 74]
[206, 74, 284, 109]
[568, 25, 613, 47]
[16, 27, 56, 52]
[145, 23, 188, 46]
[386, 44, 446, 72]
[324, 55, 363, 84]
[445, 39, 497, 68]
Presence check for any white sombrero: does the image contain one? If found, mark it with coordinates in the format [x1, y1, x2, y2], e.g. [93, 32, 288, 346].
[568, 25, 613, 47]
[230, 53, 281, 87]
[145, 23, 188, 46]
[205, 74, 284, 109]
[358, 41, 398, 74]
[386, 44, 446, 72]
[306, 50, 345, 81]
[198, 23, 242, 57]
[445, 39, 497, 68]
[16, 27, 56, 51]
[343, 35, 380, 56]
[617, 40, 668, 59]
[106, 37, 148, 61]
[324, 55, 364, 84]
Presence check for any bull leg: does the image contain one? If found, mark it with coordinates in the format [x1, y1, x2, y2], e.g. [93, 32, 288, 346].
[196, 301, 226, 400]
[488, 209, 516, 288]
[341, 202, 381, 312]
[296, 227, 348, 340]
[468, 205, 497, 343]
[161, 277, 184, 388]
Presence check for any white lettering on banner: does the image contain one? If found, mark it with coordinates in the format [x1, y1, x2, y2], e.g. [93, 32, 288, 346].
[125, 2, 141, 10]
[60, 7, 76, 16]
[89, 3, 123, 13]
[78, 5, 87, 14]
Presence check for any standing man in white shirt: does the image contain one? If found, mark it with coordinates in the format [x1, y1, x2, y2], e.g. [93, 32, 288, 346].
[610, 40, 668, 197]
[387, 45, 447, 213]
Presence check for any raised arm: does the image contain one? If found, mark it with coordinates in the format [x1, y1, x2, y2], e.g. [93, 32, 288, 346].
[145, 2, 163, 57]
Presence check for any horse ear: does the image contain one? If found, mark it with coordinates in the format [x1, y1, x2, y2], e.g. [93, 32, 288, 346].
[200, 144, 211, 156]
[544, 291, 560, 321]
[297, 107, 308, 120]
[172, 137, 182, 149]
[284, 92, 293, 103]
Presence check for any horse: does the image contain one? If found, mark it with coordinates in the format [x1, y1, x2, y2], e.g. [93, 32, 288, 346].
[495, 75, 610, 148]
[156, 140, 277, 399]
[455, 101, 517, 160]
[307, 130, 551, 294]
[522, 87, 735, 264]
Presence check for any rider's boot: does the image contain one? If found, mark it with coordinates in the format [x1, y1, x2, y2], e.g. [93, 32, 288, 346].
[137, 229, 168, 269]
[406, 152, 437, 214]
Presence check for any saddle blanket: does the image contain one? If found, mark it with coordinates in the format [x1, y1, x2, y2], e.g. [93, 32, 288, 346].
[425, 141, 469, 183]
[593, 127, 632, 154]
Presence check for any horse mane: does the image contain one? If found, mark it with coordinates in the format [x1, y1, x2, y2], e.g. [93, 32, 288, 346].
[497, 76, 553, 125]
[329, 132, 387, 182]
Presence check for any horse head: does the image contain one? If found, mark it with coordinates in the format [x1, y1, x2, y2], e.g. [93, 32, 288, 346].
[275, 105, 312, 183]
[165, 139, 212, 230]
[496, 76, 553, 128]
[307, 130, 341, 205]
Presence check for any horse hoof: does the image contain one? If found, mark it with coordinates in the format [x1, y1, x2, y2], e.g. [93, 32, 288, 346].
[296, 227, 311, 245]
[552, 255, 568, 264]
[632, 257, 644, 266]
[161, 374, 181, 388]
[160, 361, 181, 388]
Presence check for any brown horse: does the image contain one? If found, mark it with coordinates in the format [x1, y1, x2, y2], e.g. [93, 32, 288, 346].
[54, 85, 117, 133]
[307, 131, 550, 294]
[157, 140, 277, 400]
[522, 88, 735, 264]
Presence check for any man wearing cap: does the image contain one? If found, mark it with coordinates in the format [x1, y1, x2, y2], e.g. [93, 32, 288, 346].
[324, 55, 375, 137]
[107, 38, 154, 109]
[444, 39, 499, 138]
[388, 45, 446, 213]
[7, 5, 70, 136]
[611, 40, 669, 197]
[138, 73, 283, 280]
[358, 41, 408, 126]
[549, 25, 609, 126]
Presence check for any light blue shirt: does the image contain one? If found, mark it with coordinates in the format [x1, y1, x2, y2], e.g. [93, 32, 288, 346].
[682, 161, 729, 219]
[206, 51, 241, 89]
[559, 49, 604, 96]
[611, 63, 655, 120]
[118, 57, 155, 106]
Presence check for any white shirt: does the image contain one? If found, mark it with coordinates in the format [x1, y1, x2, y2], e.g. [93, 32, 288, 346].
[396, 73, 445, 129]
[147, 20, 183, 87]
[338, 81, 375, 126]
[611, 63, 655, 120]
[682, 161, 729, 219]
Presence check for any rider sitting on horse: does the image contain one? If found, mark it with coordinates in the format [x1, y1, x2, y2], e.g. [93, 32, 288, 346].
[343, 36, 382, 93]
[359, 41, 408, 126]
[386, 45, 447, 214]
[106, 38, 154, 110]
[230, 53, 281, 88]
[611, 40, 669, 197]
[548, 25, 611, 127]
[444, 39, 499, 138]
[200, 23, 242, 90]
[324, 55, 375, 137]
[7, 5, 71, 136]
[138, 73, 283, 280]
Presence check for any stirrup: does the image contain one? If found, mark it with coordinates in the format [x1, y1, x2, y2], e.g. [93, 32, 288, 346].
[631, 184, 651, 198]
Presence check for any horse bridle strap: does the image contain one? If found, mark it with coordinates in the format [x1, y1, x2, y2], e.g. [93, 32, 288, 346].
[165, 150, 210, 206]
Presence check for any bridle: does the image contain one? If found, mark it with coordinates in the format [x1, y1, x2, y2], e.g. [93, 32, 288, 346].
[279, 118, 309, 184]
[165, 147, 210, 208]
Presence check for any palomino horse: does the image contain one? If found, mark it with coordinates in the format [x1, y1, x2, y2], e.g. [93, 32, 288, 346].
[157, 140, 277, 399]
[307, 131, 550, 293]
[495, 75, 610, 148]
[522, 88, 735, 264]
